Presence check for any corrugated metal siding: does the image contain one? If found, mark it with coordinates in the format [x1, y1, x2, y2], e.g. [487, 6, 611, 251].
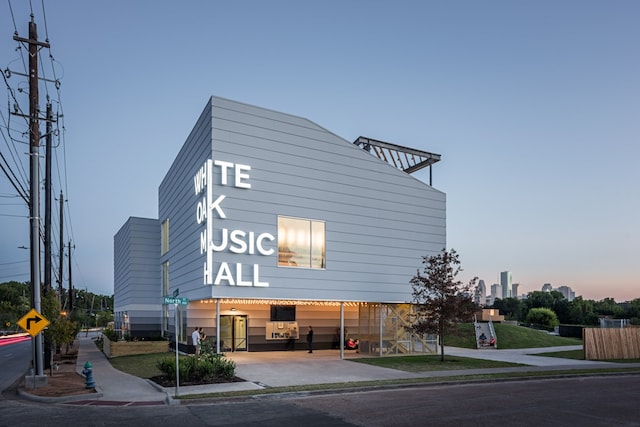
[113, 217, 161, 331]
[159, 96, 446, 303]
[113, 217, 162, 311]
[159, 101, 214, 301]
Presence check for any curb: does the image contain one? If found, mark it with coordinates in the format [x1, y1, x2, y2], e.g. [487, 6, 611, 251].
[144, 378, 177, 405]
[17, 385, 103, 404]
[173, 369, 640, 404]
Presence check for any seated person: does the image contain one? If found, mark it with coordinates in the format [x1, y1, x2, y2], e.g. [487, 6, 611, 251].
[346, 338, 359, 350]
[489, 336, 496, 346]
[479, 332, 488, 346]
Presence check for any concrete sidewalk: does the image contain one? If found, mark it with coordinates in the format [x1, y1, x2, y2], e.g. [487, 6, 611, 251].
[443, 345, 618, 367]
[25, 334, 640, 405]
[72, 334, 169, 404]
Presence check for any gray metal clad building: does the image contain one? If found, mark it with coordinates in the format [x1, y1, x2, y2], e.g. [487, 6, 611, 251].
[113, 217, 161, 338]
[114, 96, 446, 356]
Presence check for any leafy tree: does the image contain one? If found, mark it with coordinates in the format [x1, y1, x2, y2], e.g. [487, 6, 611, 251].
[526, 307, 559, 329]
[0, 281, 30, 330]
[621, 298, 640, 325]
[48, 316, 78, 354]
[526, 291, 561, 310]
[567, 296, 598, 325]
[94, 310, 114, 327]
[594, 298, 624, 317]
[492, 297, 525, 321]
[553, 297, 571, 324]
[0, 281, 30, 306]
[524, 290, 572, 324]
[622, 298, 640, 316]
[69, 288, 114, 328]
[410, 248, 476, 361]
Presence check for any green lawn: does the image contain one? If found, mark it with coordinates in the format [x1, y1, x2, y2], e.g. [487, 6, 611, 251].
[536, 349, 640, 363]
[108, 352, 184, 378]
[352, 354, 525, 372]
[444, 323, 582, 349]
[351, 324, 584, 372]
[532, 349, 584, 359]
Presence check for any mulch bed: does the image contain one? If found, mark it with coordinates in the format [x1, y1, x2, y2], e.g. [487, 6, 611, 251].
[24, 343, 97, 397]
[149, 375, 245, 387]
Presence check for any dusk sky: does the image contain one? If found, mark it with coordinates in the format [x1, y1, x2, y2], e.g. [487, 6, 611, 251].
[1, 1, 638, 302]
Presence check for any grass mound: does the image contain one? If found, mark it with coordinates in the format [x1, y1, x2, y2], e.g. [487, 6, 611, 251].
[443, 323, 582, 349]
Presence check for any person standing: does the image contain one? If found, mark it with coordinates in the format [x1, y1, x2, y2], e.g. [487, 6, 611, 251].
[306, 325, 314, 353]
[192, 327, 200, 356]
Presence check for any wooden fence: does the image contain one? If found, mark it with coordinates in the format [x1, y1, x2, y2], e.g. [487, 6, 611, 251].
[583, 327, 640, 360]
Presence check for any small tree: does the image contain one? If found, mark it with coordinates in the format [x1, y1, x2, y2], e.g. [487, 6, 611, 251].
[410, 248, 476, 361]
[49, 317, 79, 354]
[526, 307, 559, 330]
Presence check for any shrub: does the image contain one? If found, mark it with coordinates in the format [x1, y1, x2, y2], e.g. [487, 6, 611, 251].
[526, 307, 560, 329]
[213, 355, 236, 379]
[179, 355, 195, 380]
[156, 352, 236, 384]
[102, 328, 119, 342]
[195, 359, 214, 379]
[156, 357, 176, 378]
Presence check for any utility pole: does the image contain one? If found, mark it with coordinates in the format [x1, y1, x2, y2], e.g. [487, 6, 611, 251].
[43, 101, 53, 370]
[13, 18, 50, 379]
[44, 101, 53, 294]
[58, 190, 64, 302]
[68, 240, 73, 312]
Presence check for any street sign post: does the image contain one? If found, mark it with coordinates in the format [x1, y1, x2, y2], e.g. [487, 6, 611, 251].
[163, 296, 189, 305]
[162, 295, 188, 397]
[17, 308, 50, 337]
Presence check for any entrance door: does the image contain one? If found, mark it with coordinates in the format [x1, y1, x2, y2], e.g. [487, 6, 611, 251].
[220, 315, 247, 351]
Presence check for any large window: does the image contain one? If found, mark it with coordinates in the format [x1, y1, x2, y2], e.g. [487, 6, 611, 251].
[161, 219, 170, 255]
[278, 216, 325, 268]
[162, 261, 170, 335]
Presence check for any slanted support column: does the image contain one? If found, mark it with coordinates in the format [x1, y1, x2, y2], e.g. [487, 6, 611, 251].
[340, 302, 345, 360]
[216, 299, 221, 354]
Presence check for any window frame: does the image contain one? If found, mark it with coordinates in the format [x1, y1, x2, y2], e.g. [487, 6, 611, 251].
[277, 216, 325, 269]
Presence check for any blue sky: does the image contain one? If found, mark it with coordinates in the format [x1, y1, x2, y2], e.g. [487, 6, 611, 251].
[1, 1, 638, 301]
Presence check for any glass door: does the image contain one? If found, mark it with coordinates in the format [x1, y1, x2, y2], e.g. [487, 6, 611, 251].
[234, 316, 247, 351]
[220, 315, 248, 351]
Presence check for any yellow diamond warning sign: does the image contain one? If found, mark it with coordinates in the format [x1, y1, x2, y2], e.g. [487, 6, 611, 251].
[17, 309, 50, 337]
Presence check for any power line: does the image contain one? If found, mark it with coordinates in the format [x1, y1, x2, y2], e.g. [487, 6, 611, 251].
[3, 1, 80, 295]
[0, 259, 28, 266]
[0, 150, 28, 201]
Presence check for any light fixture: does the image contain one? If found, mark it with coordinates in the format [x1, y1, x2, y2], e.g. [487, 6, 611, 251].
[230, 308, 236, 311]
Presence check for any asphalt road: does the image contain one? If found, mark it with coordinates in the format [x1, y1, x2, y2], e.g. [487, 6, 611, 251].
[2, 374, 639, 426]
[0, 338, 31, 392]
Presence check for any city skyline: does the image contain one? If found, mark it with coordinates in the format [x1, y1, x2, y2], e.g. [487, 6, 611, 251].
[479, 274, 578, 302]
[1, 1, 638, 302]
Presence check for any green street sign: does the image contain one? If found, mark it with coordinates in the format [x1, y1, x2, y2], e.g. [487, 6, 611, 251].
[163, 296, 189, 305]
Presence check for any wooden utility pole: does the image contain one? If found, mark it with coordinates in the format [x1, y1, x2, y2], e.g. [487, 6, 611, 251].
[58, 191, 64, 300]
[13, 18, 50, 378]
[68, 240, 73, 311]
[44, 102, 53, 294]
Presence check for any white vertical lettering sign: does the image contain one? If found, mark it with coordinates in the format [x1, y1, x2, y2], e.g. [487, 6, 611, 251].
[193, 159, 275, 287]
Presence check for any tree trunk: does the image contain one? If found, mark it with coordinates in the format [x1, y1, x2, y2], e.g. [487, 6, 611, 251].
[439, 320, 445, 361]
